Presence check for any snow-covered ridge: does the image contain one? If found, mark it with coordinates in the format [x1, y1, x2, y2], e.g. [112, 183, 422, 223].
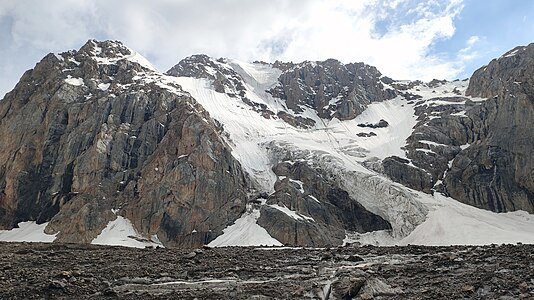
[88, 39, 158, 72]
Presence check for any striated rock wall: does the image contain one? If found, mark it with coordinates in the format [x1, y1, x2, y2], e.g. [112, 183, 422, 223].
[444, 44, 534, 212]
[268, 59, 396, 120]
[0, 40, 248, 246]
[382, 94, 480, 193]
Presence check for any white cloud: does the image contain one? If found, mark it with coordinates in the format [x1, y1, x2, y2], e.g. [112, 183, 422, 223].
[0, 0, 468, 97]
[254, 0, 465, 80]
[458, 35, 482, 62]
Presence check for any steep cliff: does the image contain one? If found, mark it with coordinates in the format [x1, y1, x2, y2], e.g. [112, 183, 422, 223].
[0, 40, 248, 246]
[268, 59, 397, 121]
[443, 44, 534, 212]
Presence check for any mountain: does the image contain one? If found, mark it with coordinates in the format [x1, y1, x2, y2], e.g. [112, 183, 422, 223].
[0, 41, 248, 247]
[0, 40, 533, 248]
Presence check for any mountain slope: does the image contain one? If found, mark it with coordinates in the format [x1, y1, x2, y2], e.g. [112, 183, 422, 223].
[1, 40, 534, 247]
[0, 40, 248, 247]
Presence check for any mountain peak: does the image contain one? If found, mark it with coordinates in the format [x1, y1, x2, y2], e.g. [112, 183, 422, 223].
[70, 39, 158, 72]
[467, 42, 534, 98]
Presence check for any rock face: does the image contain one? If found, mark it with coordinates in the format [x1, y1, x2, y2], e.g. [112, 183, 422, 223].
[257, 161, 391, 246]
[0, 40, 248, 246]
[443, 44, 534, 213]
[380, 44, 534, 214]
[268, 59, 396, 120]
[167, 55, 318, 128]
[167, 55, 247, 96]
[382, 92, 480, 193]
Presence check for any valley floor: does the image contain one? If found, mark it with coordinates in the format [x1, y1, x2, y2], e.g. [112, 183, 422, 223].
[1, 242, 532, 299]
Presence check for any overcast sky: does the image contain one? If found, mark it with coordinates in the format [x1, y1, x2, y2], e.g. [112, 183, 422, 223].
[1, 0, 533, 98]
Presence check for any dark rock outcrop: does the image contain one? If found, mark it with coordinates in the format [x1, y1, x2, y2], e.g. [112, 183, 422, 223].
[0, 40, 248, 246]
[380, 45, 534, 213]
[444, 44, 534, 213]
[358, 119, 389, 128]
[381, 92, 479, 194]
[257, 161, 391, 246]
[268, 59, 396, 120]
[382, 156, 434, 193]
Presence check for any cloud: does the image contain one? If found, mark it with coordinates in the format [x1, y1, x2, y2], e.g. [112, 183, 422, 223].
[0, 0, 468, 97]
[254, 0, 466, 80]
[458, 35, 482, 61]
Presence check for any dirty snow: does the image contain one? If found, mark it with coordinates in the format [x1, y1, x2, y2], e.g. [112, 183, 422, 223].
[92, 216, 163, 248]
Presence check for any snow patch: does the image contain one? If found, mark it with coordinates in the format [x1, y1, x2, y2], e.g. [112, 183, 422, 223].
[460, 143, 471, 150]
[53, 53, 64, 61]
[450, 111, 467, 117]
[65, 75, 84, 86]
[289, 179, 305, 193]
[502, 49, 519, 58]
[400, 194, 534, 246]
[90, 41, 158, 72]
[418, 140, 447, 147]
[208, 204, 282, 247]
[92, 216, 163, 248]
[308, 195, 320, 204]
[268, 204, 314, 222]
[0, 221, 57, 243]
[98, 83, 110, 91]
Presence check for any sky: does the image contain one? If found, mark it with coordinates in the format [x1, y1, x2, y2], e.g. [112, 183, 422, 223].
[0, 0, 533, 98]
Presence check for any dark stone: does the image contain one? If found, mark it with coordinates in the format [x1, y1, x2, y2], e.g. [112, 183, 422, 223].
[382, 156, 434, 193]
[48, 280, 66, 289]
[257, 161, 391, 247]
[356, 132, 377, 137]
[346, 255, 365, 262]
[268, 60, 396, 120]
[357, 119, 389, 128]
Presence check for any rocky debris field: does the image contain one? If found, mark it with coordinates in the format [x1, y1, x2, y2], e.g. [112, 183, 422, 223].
[0, 242, 533, 299]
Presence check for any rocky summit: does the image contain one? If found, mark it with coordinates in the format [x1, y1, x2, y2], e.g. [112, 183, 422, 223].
[1, 40, 534, 249]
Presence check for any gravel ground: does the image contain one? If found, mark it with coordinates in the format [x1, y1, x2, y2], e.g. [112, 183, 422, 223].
[0, 242, 533, 299]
